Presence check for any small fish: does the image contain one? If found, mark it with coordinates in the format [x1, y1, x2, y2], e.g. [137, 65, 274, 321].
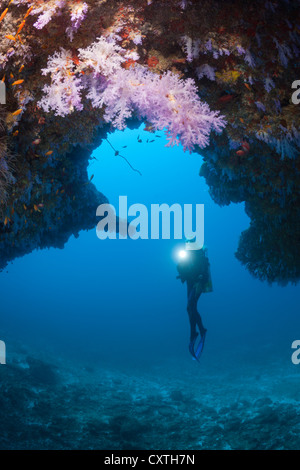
[5, 35, 16, 42]
[90, 174, 94, 182]
[17, 35, 23, 44]
[13, 130, 19, 137]
[34, 204, 41, 212]
[24, 6, 33, 19]
[38, 203, 44, 208]
[149, 140, 155, 143]
[12, 79, 24, 86]
[12, 109, 23, 116]
[236, 150, 245, 156]
[16, 21, 26, 36]
[10, 73, 14, 79]
[144, 124, 155, 133]
[239, 118, 244, 123]
[241, 141, 250, 152]
[138, 139, 142, 143]
[122, 146, 127, 149]
[1, 75, 5, 82]
[32, 139, 41, 145]
[19, 65, 25, 73]
[23, 204, 27, 210]
[45, 151, 53, 156]
[172, 58, 186, 64]
[244, 83, 251, 91]
[4, 216, 9, 226]
[217, 94, 233, 104]
[0, 8, 8, 22]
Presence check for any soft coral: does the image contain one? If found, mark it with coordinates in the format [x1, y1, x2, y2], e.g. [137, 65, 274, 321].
[38, 48, 83, 116]
[39, 40, 226, 151]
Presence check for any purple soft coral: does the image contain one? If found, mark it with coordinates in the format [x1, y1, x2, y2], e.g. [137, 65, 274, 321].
[38, 49, 83, 116]
[39, 39, 226, 151]
[33, 1, 66, 30]
[90, 67, 226, 152]
[144, 71, 226, 152]
[67, 2, 89, 41]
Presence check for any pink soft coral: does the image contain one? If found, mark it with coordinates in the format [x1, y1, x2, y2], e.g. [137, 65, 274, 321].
[66, 2, 89, 41]
[39, 39, 226, 152]
[142, 70, 226, 151]
[38, 49, 83, 116]
[90, 67, 226, 152]
[78, 38, 125, 77]
[32, 0, 66, 30]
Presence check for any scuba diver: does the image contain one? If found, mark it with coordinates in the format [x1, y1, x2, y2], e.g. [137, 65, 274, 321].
[176, 244, 213, 361]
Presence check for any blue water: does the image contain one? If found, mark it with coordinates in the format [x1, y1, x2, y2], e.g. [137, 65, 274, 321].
[1, 125, 300, 449]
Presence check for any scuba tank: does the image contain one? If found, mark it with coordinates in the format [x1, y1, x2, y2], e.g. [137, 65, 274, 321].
[200, 245, 213, 294]
[177, 243, 213, 293]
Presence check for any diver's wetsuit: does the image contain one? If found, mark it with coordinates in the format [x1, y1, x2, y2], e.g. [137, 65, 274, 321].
[177, 248, 210, 342]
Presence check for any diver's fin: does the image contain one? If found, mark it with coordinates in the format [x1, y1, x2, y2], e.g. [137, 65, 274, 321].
[194, 330, 207, 361]
[189, 333, 199, 360]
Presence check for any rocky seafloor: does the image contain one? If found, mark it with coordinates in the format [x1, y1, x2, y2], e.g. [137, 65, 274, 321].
[1, 341, 299, 450]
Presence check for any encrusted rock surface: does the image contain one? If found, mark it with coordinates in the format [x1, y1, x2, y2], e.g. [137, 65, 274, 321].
[0, 0, 299, 282]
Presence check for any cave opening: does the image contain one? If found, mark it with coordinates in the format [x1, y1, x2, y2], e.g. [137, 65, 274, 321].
[2, 123, 299, 369]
